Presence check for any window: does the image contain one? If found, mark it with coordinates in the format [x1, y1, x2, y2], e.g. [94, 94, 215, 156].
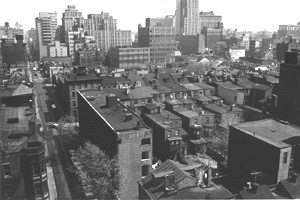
[194, 118, 198, 124]
[142, 165, 150, 177]
[283, 152, 288, 164]
[32, 163, 41, 175]
[142, 151, 150, 160]
[71, 91, 76, 98]
[175, 130, 179, 136]
[72, 101, 76, 107]
[34, 182, 43, 197]
[141, 138, 151, 145]
[2, 163, 11, 177]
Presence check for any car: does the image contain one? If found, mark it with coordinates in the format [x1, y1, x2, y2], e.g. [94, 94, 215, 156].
[50, 123, 59, 129]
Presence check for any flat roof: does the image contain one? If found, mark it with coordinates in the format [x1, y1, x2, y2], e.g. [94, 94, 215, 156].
[204, 103, 243, 114]
[182, 83, 201, 91]
[0, 106, 33, 153]
[216, 81, 243, 90]
[193, 82, 215, 90]
[129, 86, 159, 100]
[232, 119, 300, 148]
[79, 91, 147, 132]
[178, 110, 199, 118]
[145, 110, 182, 129]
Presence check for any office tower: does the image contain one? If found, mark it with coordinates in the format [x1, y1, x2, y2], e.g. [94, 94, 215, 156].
[62, 5, 83, 43]
[35, 12, 57, 59]
[138, 16, 176, 65]
[176, 0, 199, 35]
[85, 13, 132, 51]
[199, 11, 223, 49]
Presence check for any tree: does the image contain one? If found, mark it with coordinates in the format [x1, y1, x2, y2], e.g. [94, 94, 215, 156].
[73, 142, 120, 199]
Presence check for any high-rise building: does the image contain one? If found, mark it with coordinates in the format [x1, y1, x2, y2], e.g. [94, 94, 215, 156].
[0, 22, 24, 39]
[176, 0, 199, 35]
[138, 16, 176, 65]
[62, 5, 83, 42]
[85, 13, 132, 51]
[199, 11, 223, 50]
[35, 12, 57, 59]
[26, 28, 39, 60]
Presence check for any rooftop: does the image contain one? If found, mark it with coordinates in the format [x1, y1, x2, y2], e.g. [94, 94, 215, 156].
[0, 84, 33, 98]
[204, 104, 243, 114]
[216, 81, 243, 90]
[181, 83, 201, 91]
[232, 119, 300, 148]
[238, 185, 275, 199]
[139, 159, 232, 199]
[79, 91, 146, 132]
[178, 110, 199, 119]
[193, 82, 214, 90]
[164, 83, 189, 93]
[145, 110, 182, 129]
[0, 106, 34, 153]
[129, 86, 159, 100]
[154, 85, 173, 94]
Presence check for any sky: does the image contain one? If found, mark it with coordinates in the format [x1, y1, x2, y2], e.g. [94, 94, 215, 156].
[1, 0, 300, 33]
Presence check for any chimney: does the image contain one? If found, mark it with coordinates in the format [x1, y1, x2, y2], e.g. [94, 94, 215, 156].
[106, 94, 117, 108]
[219, 100, 223, 106]
[136, 121, 141, 130]
[125, 112, 133, 121]
[205, 167, 212, 187]
[231, 104, 235, 111]
[250, 182, 259, 192]
[289, 173, 298, 183]
[125, 88, 130, 95]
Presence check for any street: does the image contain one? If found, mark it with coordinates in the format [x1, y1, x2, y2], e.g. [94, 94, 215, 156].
[30, 63, 72, 200]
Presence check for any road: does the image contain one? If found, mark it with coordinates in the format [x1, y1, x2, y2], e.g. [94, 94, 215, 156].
[31, 64, 72, 200]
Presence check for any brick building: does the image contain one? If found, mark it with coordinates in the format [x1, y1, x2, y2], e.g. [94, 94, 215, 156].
[77, 91, 152, 199]
[228, 119, 300, 189]
[1, 35, 27, 66]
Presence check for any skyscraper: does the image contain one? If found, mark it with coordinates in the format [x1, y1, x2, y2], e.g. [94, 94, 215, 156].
[62, 5, 83, 42]
[176, 0, 199, 35]
[35, 12, 57, 59]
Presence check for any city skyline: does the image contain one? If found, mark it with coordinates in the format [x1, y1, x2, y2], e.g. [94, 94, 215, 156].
[1, 0, 300, 33]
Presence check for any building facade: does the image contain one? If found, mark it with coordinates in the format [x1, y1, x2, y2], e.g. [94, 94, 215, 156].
[47, 41, 68, 57]
[77, 91, 153, 199]
[109, 46, 150, 69]
[62, 5, 83, 43]
[228, 119, 300, 188]
[278, 50, 300, 125]
[35, 12, 58, 59]
[138, 16, 176, 65]
[176, 0, 199, 35]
